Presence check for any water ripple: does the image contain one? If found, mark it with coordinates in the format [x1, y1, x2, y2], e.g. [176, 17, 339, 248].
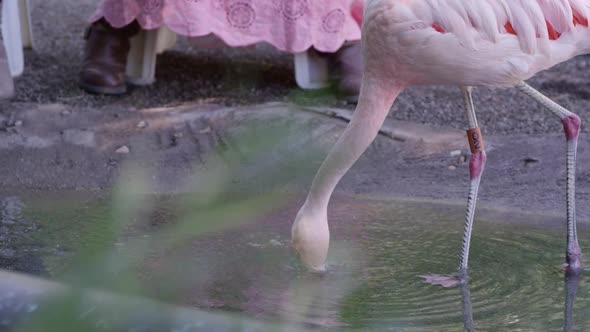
[15, 194, 590, 331]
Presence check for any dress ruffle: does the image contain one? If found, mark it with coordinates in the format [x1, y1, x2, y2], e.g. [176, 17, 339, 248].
[91, 0, 364, 53]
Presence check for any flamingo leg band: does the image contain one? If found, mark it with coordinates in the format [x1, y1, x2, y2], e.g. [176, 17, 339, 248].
[466, 128, 484, 153]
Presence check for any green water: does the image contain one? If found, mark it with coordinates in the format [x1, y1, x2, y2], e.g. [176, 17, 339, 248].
[2, 193, 590, 331]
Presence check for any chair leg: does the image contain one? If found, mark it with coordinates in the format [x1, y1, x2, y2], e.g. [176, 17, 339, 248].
[294, 49, 330, 90]
[126, 26, 177, 86]
[18, 0, 34, 49]
[0, 37, 15, 99]
[1, 0, 25, 77]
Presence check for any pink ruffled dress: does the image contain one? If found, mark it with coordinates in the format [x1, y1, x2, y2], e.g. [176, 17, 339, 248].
[91, 0, 364, 53]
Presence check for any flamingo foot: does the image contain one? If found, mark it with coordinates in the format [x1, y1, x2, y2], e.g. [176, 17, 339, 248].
[565, 243, 583, 274]
[418, 273, 466, 288]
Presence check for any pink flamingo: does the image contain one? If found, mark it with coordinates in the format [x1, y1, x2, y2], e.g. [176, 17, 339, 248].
[291, 0, 589, 286]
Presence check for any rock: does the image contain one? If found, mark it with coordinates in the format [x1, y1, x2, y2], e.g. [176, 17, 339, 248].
[14, 120, 23, 127]
[62, 129, 96, 147]
[60, 110, 71, 116]
[450, 150, 462, 157]
[115, 146, 130, 154]
[137, 121, 148, 129]
[198, 126, 211, 134]
[448, 165, 457, 170]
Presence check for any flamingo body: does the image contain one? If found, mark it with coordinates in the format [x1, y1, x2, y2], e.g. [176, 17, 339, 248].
[292, 0, 590, 274]
[363, 0, 590, 88]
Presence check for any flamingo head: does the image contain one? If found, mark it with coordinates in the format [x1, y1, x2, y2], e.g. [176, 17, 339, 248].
[291, 204, 330, 272]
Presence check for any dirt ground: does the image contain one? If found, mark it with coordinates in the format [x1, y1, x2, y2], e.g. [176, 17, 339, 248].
[0, 102, 589, 223]
[1, 0, 590, 222]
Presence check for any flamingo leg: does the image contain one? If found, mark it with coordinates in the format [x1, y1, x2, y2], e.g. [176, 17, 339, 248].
[458, 86, 487, 273]
[515, 82, 582, 273]
[420, 87, 487, 287]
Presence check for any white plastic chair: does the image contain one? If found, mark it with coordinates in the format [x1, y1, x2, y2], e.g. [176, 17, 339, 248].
[294, 49, 330, 89]
[1, 0, 34, 77]
[126, 26, 177, 85]
[126, 26, 329, 89]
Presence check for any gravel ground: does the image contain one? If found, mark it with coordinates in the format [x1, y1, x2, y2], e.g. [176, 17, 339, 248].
[1, 0, 590, 135]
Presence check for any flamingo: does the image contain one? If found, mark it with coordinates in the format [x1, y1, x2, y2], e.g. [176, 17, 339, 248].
[291, 0, 589, 286]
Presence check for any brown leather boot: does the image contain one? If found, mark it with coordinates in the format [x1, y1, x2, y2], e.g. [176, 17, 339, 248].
[0, 39, 15, 100]
[79, 19, 139, 95]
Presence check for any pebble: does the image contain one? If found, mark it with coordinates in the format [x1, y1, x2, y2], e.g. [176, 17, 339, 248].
[60, 110, 71, 116]
[269, 239, 282, 246]
[198, 126, 211, 134]
[450, 150, 462, 157]
[115, 146, 130, 154]
[448, 165, 457, 170]
[137, 121, 148, 129]
[14, 121, 23, 127]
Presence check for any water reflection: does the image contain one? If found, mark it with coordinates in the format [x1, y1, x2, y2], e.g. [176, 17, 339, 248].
[459, 271, 582, 332]
[563, 271, 581, 332]
[459, 281, 475, 332]
[0, 196, 46, 275]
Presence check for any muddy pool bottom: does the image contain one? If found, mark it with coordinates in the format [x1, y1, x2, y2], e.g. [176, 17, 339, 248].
[0, 192, 589, 331]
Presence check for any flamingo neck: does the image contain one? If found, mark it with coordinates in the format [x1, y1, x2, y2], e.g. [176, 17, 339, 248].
[304, 79, 403, 212]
